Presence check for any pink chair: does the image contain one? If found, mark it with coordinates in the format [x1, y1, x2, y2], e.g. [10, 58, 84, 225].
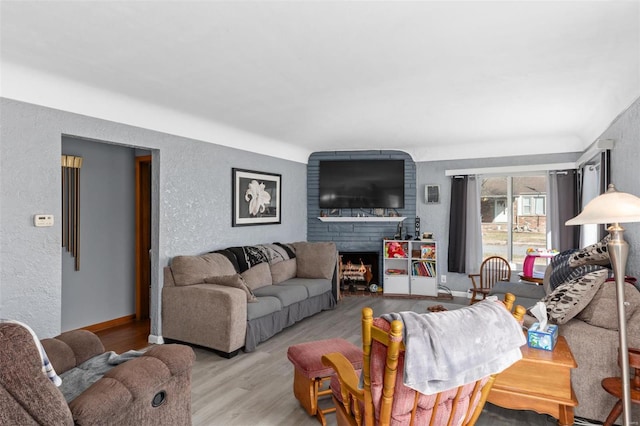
[322, 301, 525, 426]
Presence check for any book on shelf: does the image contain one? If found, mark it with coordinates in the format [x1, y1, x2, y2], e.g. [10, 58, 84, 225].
[420, 245, 436, 260]
[412, 261, 435, 277]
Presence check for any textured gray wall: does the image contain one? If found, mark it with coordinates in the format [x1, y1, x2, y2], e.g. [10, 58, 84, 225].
[416, 151, 581, 295]
[2, 95, 638, 336]
[61, 137, 136, 331]
[601, 96, 640, 280]
[0, 98, 307, 338]
[307, 150, 416, 284]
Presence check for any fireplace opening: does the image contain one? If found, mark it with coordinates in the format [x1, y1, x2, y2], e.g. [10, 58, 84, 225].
[339, 251, 380, 292]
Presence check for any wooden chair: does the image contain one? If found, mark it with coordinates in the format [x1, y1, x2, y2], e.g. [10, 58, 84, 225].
[468, 256, 511, 304]
[601, 347, 640, 426]
[322, 295, 525, 426]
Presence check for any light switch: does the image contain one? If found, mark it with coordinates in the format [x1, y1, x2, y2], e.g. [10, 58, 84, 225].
[34, 214, 54, 227]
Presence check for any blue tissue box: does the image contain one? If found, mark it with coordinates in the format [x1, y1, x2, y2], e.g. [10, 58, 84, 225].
[527, 322, 558, 351]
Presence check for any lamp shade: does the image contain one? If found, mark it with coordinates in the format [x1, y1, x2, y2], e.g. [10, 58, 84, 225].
[566, 184, 640, 225]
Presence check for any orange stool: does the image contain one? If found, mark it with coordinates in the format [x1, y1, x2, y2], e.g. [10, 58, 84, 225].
[287, 338, 362, 425]
[601, 347, 640, 426]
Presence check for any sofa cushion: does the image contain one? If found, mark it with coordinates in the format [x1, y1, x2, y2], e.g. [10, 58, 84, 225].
[253, 284, 308, 307]
[247, 296, 282, 321]
[577, 281, 640, 330]
[293, 241, 336, 280]
[491, 281, 546, 300]
[241, 262, 273, 290]
[568, 235, 610, 267]
[541, 268, 609, 324]
[271, 258, 297, 284]
[204, 275, 258, 303]
[171, 253, 236, 286]
[277, 277, 332, 298]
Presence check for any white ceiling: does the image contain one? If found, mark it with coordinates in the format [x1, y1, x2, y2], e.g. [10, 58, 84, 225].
[1, 1, 639, 163]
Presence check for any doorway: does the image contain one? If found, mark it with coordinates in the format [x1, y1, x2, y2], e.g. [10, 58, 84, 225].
[135, 155, 152, 320]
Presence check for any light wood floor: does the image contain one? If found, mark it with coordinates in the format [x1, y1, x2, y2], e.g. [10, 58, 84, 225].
[94, 318, 150, 353]
[188, 295, 557, 426]
[96, 296, 559, 425]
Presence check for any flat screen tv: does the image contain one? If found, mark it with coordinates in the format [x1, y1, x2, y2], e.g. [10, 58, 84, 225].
[319, 160, 405, 209]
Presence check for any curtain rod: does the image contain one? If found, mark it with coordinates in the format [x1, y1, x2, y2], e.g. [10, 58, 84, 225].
[445, 162, 576, 177]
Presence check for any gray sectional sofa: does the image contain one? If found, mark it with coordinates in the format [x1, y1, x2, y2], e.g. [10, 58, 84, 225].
[162, 241, 338, 358]
[490, 238, 640, 423]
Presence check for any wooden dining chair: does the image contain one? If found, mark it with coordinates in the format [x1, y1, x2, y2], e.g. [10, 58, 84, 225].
[322, 295, 525, 426]
[602, 347, 640, 426]
[468, 256, 511, 304]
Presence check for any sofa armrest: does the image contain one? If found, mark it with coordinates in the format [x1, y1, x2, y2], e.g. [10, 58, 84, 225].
[69, 344, 195, 425]
[162, 283, 247, 353]
[42, 330, 105, 374]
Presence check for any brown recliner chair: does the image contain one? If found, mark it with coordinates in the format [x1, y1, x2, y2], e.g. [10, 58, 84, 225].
[0, 322, 196, 425]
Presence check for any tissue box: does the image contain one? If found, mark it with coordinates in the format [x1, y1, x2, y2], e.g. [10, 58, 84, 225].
[527, 322, 558, 351]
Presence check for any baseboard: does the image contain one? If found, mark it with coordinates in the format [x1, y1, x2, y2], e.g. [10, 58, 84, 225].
[148, 334, 164, 345]
[450, 290, 469, 299]
[82, 314, 136, 333]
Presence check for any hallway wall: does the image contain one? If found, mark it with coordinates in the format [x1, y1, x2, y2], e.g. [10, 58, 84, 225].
[61, 137, 136, 331]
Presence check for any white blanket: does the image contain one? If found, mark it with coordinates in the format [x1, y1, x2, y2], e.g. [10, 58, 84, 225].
[381, 299, 526, 395]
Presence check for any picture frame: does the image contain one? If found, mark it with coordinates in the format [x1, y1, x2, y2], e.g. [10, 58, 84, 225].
[232, 168, 281, 226]
[425, 184, 440, 204]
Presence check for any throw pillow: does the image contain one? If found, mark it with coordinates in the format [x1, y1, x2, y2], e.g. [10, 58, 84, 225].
[547, 249, 578, 290]
[271, 258, 297, 284]
[171, 253, 236, 286]
[541, 268, 609, 324]
[204, 274, 258, 303]
[577, 281, 640, 330]
[241, 262, 273, 290]
[568, 235, 611, 268]
[293, 241, 337, 280]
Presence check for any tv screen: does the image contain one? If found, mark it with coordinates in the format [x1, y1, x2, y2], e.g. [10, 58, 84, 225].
[319, 160, 405, 209]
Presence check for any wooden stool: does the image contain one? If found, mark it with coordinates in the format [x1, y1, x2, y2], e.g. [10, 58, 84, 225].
[287, 338, 363, 425]
[601, 347, 640, 426]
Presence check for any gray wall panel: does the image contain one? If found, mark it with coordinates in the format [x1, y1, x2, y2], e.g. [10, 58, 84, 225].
[61, 137, 136, 331]
[0, 98, 307, 338]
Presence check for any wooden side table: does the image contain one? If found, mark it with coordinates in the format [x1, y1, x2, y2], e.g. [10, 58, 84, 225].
[488, 335, 578, 426]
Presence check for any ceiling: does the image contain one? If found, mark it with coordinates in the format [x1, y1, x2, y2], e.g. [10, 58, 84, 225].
[1, 1, 639, 163]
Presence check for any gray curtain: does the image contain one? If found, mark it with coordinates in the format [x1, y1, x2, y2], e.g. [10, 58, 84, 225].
[448, 176, 467, 273]
[598, 150, 611, 240]
[465, 176, 483, 274]
[547, 170, 579, 252]
[579, 165, 600, 247]
[577, 149, 610, 246]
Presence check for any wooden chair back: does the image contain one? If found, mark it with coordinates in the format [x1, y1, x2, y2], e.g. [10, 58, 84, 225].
[323, 295, 525, 426]
[602, 348, 640, 426]
[469, 256, 511, 304]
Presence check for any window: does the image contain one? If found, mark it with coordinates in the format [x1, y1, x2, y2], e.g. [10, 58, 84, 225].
[480, 175, 547, 266]
[518, 195, 545, 216]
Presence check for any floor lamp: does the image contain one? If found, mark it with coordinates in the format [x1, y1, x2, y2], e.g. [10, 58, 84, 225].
[566, 184, 640, 426]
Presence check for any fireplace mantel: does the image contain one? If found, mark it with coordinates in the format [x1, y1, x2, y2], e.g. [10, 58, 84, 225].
[317, 216, 406, 223]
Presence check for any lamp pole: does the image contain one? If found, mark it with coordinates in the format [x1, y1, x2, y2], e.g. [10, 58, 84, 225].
[607, 224, 631, 426]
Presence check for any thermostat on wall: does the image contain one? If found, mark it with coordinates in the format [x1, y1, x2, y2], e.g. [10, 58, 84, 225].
[34, 214, 54, 227]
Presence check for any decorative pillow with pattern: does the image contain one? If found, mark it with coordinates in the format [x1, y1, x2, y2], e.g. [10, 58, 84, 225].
[547, 249, 578, 290]
[542, 268, 609, 324]
[568, 235, 610, 268]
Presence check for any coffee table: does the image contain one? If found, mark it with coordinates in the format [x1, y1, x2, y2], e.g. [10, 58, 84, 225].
[487, 334, 578, 426]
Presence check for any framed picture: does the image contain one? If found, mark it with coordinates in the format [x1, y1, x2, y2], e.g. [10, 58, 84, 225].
[425, 184, 440, 204]
[232, 168, 281, 226]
